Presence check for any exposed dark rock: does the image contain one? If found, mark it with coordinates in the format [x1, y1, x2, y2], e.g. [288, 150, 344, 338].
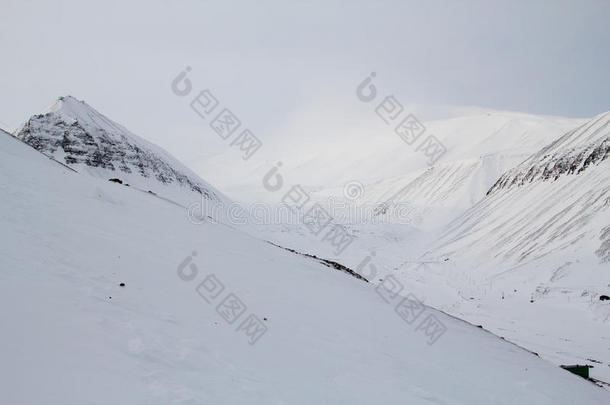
[487, 136, 609, 195]
[267, 241, 368, 282]
[15, 109, 220, 201]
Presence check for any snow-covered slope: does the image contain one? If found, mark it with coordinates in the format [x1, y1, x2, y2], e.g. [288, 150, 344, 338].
[397, 111, 610, 383]
[248, 111, 590, 287]
[434, 110, 610, 267]
[488, 111, 610, 194]
[203, 111, 586, 272]
[211, 110, 586, 280]
[347, 112, 587, 230]
[194, 109, 582, 211]
[14, 96, 226, 206]
[1, 117, 608, 403]
[270, 110, 610, 386]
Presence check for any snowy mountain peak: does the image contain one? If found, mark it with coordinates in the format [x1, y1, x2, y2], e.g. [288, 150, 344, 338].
[42, 95, 133, 139]
[14, 96, 224, 203]
[45, 94, 89, 114]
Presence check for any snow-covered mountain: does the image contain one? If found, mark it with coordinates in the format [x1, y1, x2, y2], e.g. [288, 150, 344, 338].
[1, 107, 609, 404]
[249, 109, 610, 385]
[434, 110, 610, 268]
[249, 111, 590, 280]
[395, 111, 610, 383]
[214, 110, 586, 279]
[488, 111, 610, 194]
[343, 112, 587, 230]
[14, 96, 226, 206]
[193, 109, 583, 213]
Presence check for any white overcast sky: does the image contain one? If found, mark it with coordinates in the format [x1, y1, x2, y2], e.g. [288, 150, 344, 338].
[1, 0, 609, 164]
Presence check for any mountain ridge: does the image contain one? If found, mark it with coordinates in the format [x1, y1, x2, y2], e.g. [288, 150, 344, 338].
[14, 95, 225, 204]
[488, 111, 610, 194]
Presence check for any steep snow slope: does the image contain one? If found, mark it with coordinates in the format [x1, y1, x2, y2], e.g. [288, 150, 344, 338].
[197, 111, 585, 275]
[195, 111, 586, 289]
[340, 112, 586, 230]
[435, 110, 610, 268]
[1, 125, 608, 403]
[489, 110, 610, 193]
[14, 96, 227, 207]
[245, 112, 589, 293]
[398, 112, 610, 383]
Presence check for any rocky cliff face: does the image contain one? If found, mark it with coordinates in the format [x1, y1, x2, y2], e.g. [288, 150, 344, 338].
[15, 96, 221, 202]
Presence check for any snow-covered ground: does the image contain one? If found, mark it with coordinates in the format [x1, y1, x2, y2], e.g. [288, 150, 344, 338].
[192, 106, 609, 385]
[423, 111, 610, 382]
[252, 111, 610, 385]
[2, 107, 609, 403]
